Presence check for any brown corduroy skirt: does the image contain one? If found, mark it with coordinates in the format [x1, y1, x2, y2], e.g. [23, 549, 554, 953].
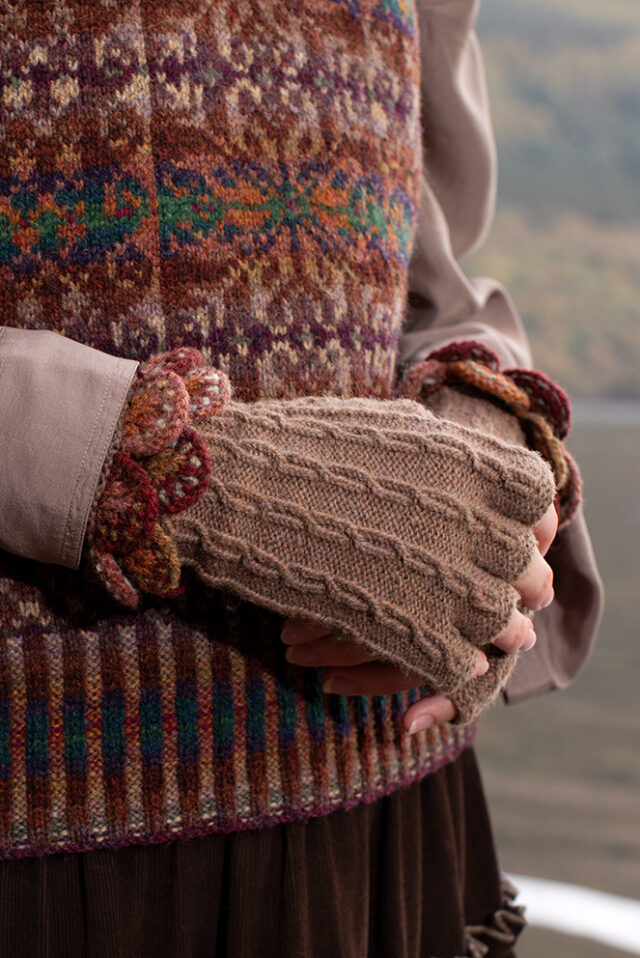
[0, 747, 525, 958]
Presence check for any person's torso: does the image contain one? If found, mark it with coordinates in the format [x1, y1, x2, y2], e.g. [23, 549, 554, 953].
[0, 0, 475, 862]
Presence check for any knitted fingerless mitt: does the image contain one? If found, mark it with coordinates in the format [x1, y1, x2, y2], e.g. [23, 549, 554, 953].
[85, 348, 232, 608]
[85, 350, 556, 726]
[396, 340, 582, 529]
[163, 394, 554, 724]
[395, 341, 579, 721]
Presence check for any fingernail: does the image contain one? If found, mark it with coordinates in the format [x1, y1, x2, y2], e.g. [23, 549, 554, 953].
[407, 714, 435, 736]
[533, 587, 554, 611]
[475, 655, 490, 676]
[521, 629, 537, 652]
[541, 587, 555, 609]
[281, 622, 305, 644]
[323, 676, 357, 695]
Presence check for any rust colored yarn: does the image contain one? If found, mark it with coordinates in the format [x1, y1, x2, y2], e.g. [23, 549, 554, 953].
[395, 340, 582, 529]
[86, 349, 232, 608]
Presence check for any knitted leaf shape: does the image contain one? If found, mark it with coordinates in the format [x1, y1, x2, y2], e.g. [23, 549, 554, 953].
[86, 349, 232, 608]
[163, 396, 556, 724]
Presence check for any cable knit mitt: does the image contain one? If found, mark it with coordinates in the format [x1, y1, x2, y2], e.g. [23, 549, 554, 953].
[412, 385, 545, 723]
[161, 395, 556, 708]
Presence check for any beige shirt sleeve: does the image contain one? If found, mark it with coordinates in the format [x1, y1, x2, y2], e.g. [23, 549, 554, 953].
[0, 327, 138, 569]
[402, 0, 604, 702]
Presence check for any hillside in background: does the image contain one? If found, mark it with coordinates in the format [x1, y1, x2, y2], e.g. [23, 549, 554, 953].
[466, 0, 640, 398]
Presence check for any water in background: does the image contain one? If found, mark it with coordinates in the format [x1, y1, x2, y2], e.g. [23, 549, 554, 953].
[476, 403, 640, 956]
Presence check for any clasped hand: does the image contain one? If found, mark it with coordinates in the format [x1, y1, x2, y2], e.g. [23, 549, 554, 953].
[281, 503, 558, 734]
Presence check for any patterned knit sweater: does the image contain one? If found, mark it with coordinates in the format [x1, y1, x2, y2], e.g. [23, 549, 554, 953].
[0, 0, 475, 860]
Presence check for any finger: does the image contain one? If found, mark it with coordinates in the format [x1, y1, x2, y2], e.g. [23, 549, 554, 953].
[533, 502, 559, 557]
[322, 650, 488, 697]
[280, 618, 333, 645]
[285, 636, 376, 668]
[403, 695, 458, 734]
[322, 662, 425, 696]
[287, 638, 490, 673]
[491, 609, 537, 654]
[514, 548, 554, 611]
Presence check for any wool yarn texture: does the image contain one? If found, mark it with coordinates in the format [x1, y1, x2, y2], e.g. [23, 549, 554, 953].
[395, 340, 581, 528]
[416, 386, 541, 715]
[85, 348, 232, 608]
[0, 0, 556, 860]
[163, 395, 555, 725]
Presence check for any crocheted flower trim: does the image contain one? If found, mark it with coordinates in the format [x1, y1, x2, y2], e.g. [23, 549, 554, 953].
[87, 348, 231, 608]
[396, 340, 581, 528]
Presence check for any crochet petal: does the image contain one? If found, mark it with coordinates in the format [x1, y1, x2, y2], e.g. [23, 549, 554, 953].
[93, 452, 159, 555]
[146, 426, 211, 514]
[122, 524, 182, 595]
[121, 369, 190, 457]
[446, 361, 531, 415]
[396, 358, 447, 399]
[140, 347, 203, 378]
[86, 545, 140, 609]
[505, 368, 571, 439]
[429, 340, 501, 371]
[184, 367, 232, 421]
[519, 412, 569, 490]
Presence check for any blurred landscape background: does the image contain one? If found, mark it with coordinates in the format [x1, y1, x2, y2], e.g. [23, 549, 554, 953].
[468, 0, 640, 399]
[468, 1, 640, 954]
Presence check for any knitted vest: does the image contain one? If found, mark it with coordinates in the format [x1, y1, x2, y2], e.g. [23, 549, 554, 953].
[0, 0, 475, 860]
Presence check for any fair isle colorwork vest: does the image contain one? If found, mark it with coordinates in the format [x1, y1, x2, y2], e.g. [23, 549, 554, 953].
[0, 0, 475, 859]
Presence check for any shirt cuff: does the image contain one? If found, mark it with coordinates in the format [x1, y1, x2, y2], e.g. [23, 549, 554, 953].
[0, 327, 139, 569]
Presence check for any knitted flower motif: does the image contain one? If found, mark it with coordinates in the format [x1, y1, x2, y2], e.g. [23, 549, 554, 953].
[87, 348, 231, 608]
[121, 525, 182, 596]
[184, 367, 232, 421]
[93, 453, 159, 554]
[505, 368, 571, 439]
[396, 339, 580, 529]
[146, 426, 211, 514]
[429, 341, 501, 371]
[121, 369, 190, 458]
[85, 545, 139, 607]
[141, 346, 203, 378]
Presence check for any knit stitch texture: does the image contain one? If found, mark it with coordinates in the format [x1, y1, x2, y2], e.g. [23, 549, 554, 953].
[166, 396, 554, 725]
[0, 0, 479, 861]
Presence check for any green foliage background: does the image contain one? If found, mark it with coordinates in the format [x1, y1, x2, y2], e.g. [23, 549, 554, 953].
[466, 0, 640, 398]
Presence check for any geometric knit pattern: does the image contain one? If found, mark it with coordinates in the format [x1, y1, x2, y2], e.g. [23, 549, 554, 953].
[0, 0, 421, 400]
[0, 0, 471, 860]
[0, 567, 475, 860]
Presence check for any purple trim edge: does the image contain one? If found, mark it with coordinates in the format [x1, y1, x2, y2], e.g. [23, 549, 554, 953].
[0, 732, 476, 861]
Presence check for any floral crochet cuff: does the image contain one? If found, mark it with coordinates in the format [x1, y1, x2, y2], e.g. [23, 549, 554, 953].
[84, 348, 232, 608]
[395, 340, 582, 529]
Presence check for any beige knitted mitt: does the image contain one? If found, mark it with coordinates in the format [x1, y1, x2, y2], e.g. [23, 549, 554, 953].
[163, 395, 555, 714]
[418, 386, 540, 722]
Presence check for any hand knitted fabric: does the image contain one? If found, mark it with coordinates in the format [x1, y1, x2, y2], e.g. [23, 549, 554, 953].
[84, 348, 232, 607]
[395, 340, 581, 528]
[162, 395, 555, 715]
[417, 386, 536, 721]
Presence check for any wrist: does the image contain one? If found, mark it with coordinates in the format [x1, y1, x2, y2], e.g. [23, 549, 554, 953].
[83, 348, 231, 608]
